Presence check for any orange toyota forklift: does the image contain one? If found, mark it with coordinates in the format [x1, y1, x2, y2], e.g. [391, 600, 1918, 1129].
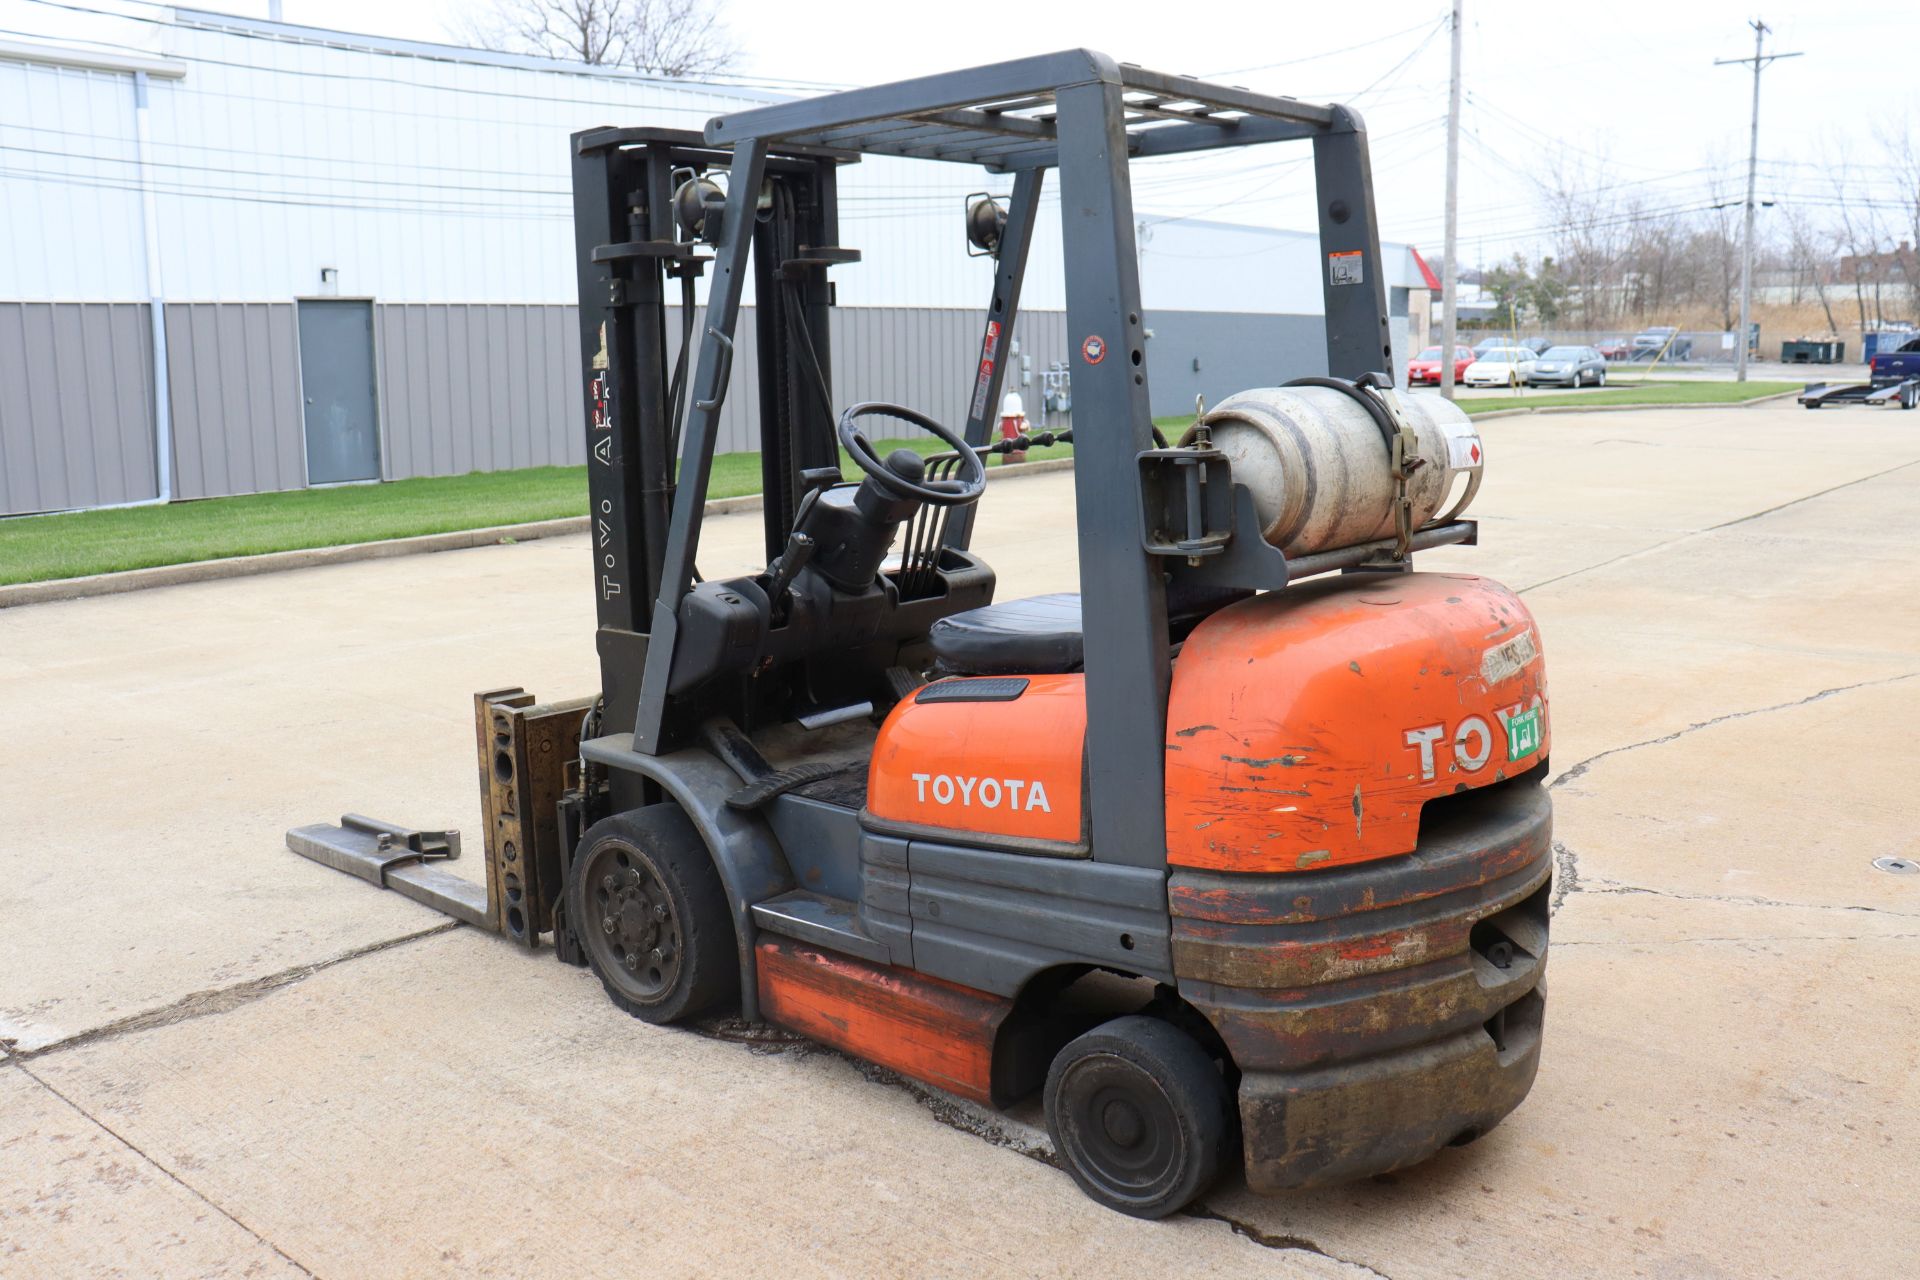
[290, 50, 1552, 1217]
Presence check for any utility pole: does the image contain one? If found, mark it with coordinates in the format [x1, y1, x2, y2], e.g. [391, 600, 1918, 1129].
[1440, 0, 1463, 400]
[1717, 19, 1801, 382]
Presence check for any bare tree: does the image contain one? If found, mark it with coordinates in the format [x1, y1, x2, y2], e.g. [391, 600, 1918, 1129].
[1784, 204, 1840, 333]
[1826, 150, 1890, 329]
[1880, 120, 1920, 318]
[455, 0, 738, 76]
[1537, 157, 1631, 325]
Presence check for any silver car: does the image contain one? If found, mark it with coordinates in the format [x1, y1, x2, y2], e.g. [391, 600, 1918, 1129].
[1528, 345, 1608, 388]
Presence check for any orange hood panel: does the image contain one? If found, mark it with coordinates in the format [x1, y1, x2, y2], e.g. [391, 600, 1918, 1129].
[1165, 573, 1548, 874]
[868, 674, 1086, 845]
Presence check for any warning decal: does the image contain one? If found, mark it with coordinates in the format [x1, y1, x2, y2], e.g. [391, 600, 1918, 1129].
[1328, 249, 1364, 286]
[968, 320, 1002, 419]
[1439, 419, 1483, 469]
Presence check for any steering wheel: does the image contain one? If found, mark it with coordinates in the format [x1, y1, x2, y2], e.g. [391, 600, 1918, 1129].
[837, 402, 988, 507]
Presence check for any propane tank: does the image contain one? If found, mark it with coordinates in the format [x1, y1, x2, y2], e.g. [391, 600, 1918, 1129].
[1183, 385, 1484, 557]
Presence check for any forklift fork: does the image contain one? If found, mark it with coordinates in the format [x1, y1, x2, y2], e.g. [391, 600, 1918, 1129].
[286, 688, 590, 947]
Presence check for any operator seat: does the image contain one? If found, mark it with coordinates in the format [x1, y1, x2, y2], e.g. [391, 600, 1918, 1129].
[928, 583, 1253, 676]
[929, 592, 1083, 675]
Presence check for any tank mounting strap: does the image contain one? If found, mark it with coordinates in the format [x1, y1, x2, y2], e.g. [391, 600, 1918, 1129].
[1364, 382, 1424, 561]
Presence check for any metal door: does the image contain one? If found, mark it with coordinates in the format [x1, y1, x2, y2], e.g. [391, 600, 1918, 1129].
[297, 300, 380, 484]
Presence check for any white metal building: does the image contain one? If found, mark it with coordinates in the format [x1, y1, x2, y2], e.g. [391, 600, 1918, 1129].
[0, 8, 1433, 516]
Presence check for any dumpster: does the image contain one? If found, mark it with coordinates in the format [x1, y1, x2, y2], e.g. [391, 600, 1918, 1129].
[1783, 340, 1844, 364]
[1863, 331, 1911, 361]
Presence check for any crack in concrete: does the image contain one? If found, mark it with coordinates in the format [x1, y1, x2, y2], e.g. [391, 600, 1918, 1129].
[1549, 671, 1919, 796]
[10, 1058, 320, 1278]
[851, 1060, 1058, 1163]
[1550, 839, 1581, 912]
[1186, 1204, 1391, 1277]
[12, 922, 460, 1062]
[1517, 456, 1920, 595]
[1555, 931, 1920, 948]
[1544, 673, 1918, 918]
[1558, 874, 1917, 918]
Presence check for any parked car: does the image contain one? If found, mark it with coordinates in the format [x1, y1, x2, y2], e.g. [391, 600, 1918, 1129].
[1630, 326, 1693, 361]
[1528, 345, 1608, 388]
[1407, 345, 1476, 386]
[1463, 347, 1538, 387]
[1472, 336, 1507, 357]
[1595, 338, 1634, 360]
[1521, 337, 1553, 355]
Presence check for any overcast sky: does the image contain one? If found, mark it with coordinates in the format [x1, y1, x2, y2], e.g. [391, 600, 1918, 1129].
[12, 0, 1911, 262]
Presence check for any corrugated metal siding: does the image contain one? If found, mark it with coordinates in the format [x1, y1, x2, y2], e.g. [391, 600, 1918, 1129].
[0, 302, 157, 515]
[376, 304, 584, 479]
[1, 300, 1071, 515]
[0, 60, 146, 300]
[828, 307, 1071, 445]
[375, 302, 1072, 475]
[164, 302, 304, 500]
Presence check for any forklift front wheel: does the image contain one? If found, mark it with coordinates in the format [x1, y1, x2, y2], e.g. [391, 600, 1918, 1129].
[1044, 1015, 1235, 1219]
[569, 805, 738, 1025]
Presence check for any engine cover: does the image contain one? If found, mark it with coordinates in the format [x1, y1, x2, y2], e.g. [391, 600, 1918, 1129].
[1164, 572, 1548, 873]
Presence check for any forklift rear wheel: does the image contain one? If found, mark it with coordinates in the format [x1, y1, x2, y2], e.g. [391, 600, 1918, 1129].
[1044, 1015, 1234, 1219]
[570, 805, 737, 1025]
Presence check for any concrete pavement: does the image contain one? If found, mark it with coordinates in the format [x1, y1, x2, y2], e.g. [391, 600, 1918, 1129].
[3, 399, 1917, 1277]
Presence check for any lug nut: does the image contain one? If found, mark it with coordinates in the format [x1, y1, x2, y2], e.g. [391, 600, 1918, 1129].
[653, 903, 669, 920]
[602, 917, 616, 934]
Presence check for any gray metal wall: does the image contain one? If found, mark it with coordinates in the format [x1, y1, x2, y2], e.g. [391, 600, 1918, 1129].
[1143, 310, 1328, 421]
[164, 303, 306, 501]
[376, 304, 586, 478]
[376, 303, 1070, 467]
[2, 300, 1072, 516]
[0, 303, 158, 516]
[829, 308, 1071, 449]
[669, 305, 1071, 455]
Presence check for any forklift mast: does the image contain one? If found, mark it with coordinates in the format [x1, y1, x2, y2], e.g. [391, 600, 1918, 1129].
[569, 128, 860, 733]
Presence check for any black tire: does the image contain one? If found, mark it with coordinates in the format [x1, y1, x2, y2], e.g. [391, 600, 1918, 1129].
[569, 804, 738, 1025]
[1044, 1015, 1234, 1218]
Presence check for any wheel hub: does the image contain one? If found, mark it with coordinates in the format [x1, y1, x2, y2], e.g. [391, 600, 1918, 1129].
[1102, 1099, 1145, 1148]
[1062, 1057, 1181, 1198]
[582, 844, 682, 1001]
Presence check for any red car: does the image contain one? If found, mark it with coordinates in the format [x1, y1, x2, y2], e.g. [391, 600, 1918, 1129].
[1407, 345, 1475, 386]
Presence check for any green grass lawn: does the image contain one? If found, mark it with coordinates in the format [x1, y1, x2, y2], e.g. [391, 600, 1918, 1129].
[0, 436, 1071, 586]
[1152, 381, 1800, 437]
[1455, 381, 1799, 414]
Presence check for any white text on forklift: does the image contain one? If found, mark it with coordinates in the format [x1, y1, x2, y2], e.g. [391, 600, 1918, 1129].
[910, 774, 1053, 812]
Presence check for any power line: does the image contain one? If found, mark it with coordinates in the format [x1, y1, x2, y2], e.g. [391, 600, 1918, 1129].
[1139, 116, 1441, 230]
[1204, 14, 1447, 79]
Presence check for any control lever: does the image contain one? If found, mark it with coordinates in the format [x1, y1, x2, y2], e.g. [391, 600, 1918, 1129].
[765, 531, 817, 614]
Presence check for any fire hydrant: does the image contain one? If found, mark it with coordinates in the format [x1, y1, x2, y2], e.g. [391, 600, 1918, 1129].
[998, 391, 1029, 465]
